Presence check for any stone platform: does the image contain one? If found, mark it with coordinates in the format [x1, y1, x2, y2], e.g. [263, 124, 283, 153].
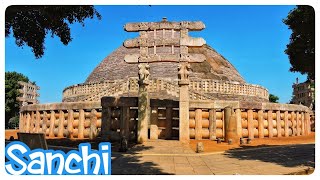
[111, 140, 315, 175]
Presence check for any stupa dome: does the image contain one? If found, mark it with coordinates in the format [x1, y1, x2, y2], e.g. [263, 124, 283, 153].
[85, 44, 245, 84]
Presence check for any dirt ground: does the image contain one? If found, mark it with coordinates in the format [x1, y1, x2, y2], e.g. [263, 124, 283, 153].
[190, 132, 316, 153]
[5, 129, 19, 140]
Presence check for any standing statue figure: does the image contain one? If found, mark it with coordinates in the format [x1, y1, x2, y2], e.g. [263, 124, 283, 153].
[178, 63, 191, 81]
[138, 63, 150, 84]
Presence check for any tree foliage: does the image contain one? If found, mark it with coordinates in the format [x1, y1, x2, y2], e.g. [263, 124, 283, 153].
[5, 5, 101, 58]
[269, 94, 279, 103]
[5, 71, 29, 128]
[283, 5, 315, 80]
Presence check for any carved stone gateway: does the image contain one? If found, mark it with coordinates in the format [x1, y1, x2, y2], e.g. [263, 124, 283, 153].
[124, 18, 206, 143]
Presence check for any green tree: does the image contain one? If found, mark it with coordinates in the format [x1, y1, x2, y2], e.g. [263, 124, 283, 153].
[5, 5, 101, 59]
[5, 71, 29, 129]
[269, 94, 279, 103]
[283, 5, 315, 80]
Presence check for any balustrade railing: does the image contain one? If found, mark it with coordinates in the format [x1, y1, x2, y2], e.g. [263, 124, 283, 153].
[63, 78, 269, 102]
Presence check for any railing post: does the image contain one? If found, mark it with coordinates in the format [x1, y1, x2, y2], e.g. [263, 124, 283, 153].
[30, 111, 35, 133]
[291, 111, 296, 136]
[235, 109, 242, 138]
[284, 111, 289, 137]
[89, 109, 98, 140]
[195, 108, 202, 140]
[247, 109, 254, 139]
[301, 112, 305, 136]
[49, 111, 55, 137]
[258, 110, 264, 138]
[78, 109, 85, 139]
[67, 109, 74, 138]
[305, 112, 311, 135]
[58, 110, 65, 137]
[43, 111, 48, 136]
[209, 109, 216, 140]
[35, 111, 41, 133]
[276, 111, 281, 137]
[296, 111, 301, 136]
[268, 110, 273, 138]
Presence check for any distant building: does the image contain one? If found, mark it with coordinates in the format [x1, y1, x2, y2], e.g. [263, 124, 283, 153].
[291, 78, 315, 109]
[16, 81, 40, 106]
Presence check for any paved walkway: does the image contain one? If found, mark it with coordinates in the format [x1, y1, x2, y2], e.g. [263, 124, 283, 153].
[111, 140, 315, 175]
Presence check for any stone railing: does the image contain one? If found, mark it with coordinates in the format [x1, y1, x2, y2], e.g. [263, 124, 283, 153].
[189, 100, 312, 140]
[19, 102, 102, 139]
[19, 99, 312, 141]
[63, 78, 269, 102]
[80, 81, 130, 102]
[62, 80, 124, 101]
[189, 79, 269, 100]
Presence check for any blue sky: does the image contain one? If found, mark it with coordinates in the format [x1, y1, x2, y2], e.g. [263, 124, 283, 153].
[5, 5, 307, 103]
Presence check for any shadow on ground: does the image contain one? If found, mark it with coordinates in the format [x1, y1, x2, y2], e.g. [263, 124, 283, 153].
[39, 138, 174, 175]
[6, 137, 173, 175]
[224, 144, 315, 168]
[111, 144, 173, 175]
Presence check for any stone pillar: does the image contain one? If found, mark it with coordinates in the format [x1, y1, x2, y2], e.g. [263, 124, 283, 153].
[267, 110, 273, 138]
[67, 109, 74, 138]
[58, 110, 65, 137]
[296, 111, 301, 136]
[276, 111, 281, 137]
[305, 112, 310, 135]
[224, 107, 231, 138]
[25, 113, 30, 133]
[42, 111, 48, 136]
[137, 63, 150, 143]
[49, 111, 55, 137]
[301, 112, 305, 136]
[78, 109, 85, 139]
[235, 109, 242, 138]
[89, 109, 98, 140]
[225, 107, 239, 143]
[209, 109, 216, 140]
[35, 111, 41, 133]
[284, 111, 289, 137]
[195, 108, 202, 140]
[178, 62, 191, 143]
[247, 109, 254, 139]
[30, 111, 35, 133]
[258, 110, 264, 138]
[291, 111, 296, 136]
[150, 105, 159, 140]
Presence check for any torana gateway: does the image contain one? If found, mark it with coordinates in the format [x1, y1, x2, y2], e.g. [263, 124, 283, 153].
[19, 19, 312, 144]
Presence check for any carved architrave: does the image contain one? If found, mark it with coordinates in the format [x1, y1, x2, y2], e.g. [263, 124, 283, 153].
[124, 53, 206, 63]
